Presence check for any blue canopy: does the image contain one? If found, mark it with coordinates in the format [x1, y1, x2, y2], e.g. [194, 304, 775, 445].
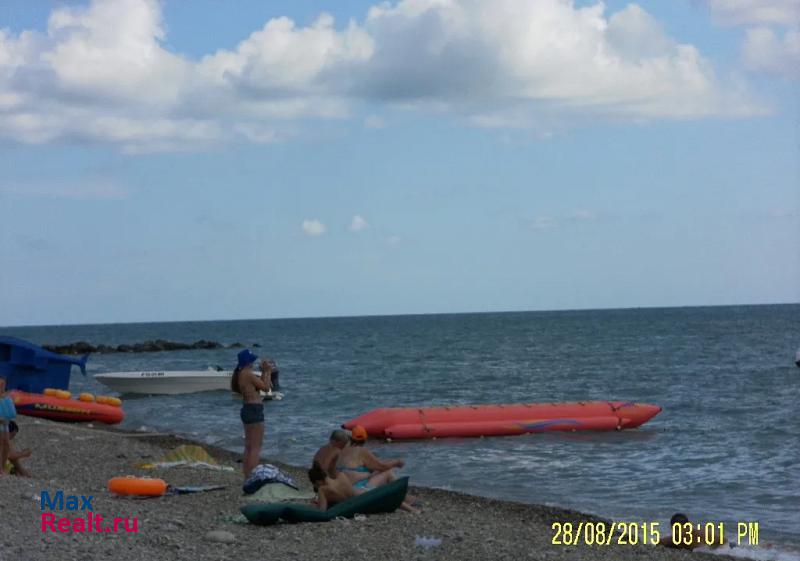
[0, 336, 88, 393]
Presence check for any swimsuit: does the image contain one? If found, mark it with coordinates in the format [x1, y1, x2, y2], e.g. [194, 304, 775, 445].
[340, 466, 372, 490]
[240, 402, 264, 425]
[339, 466, 371, 473]
[353, 479, 373, 490]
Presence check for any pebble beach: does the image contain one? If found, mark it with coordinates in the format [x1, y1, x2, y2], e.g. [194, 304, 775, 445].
[0, 417, 738, 561]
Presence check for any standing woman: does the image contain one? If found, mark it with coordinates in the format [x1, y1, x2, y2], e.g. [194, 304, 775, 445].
[231, 349, 272, 478]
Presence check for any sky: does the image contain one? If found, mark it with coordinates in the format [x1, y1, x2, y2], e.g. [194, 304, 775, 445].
[0, 0, 798, 326]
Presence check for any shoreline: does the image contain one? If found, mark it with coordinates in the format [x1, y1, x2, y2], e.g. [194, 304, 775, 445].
[0, 416, 743, 561]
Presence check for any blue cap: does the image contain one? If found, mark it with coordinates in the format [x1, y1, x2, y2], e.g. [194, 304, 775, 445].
[237, 349, 258, 369]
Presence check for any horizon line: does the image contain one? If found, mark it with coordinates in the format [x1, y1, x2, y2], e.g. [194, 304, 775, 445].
[1, 301, 798, 330]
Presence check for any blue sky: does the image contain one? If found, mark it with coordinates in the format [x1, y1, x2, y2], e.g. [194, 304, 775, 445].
[0, 0, 798, 326]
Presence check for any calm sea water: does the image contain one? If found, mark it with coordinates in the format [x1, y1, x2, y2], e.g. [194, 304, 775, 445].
[3, 305, 799, 554]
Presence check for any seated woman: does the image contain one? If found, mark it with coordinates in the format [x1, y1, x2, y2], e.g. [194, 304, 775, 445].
[338, 426, 404, 490]
[338, 426, 418, 513]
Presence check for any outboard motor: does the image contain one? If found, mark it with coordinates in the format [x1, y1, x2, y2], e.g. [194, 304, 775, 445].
[795, 349, 800, 368]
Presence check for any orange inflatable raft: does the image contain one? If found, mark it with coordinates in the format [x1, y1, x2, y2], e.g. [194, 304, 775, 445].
[9, 390, 124, 425]
[108, 477, 167, 497]
[343, 401, 661, 440]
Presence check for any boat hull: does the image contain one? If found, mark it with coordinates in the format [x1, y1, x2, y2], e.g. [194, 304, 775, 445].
[10, 390, 124, 425]
[94, 371, 231, 395]
[343, 401, 661, 440]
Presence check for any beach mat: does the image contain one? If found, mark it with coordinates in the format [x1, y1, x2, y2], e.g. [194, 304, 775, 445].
[241, 477, 409, 525]
[167, 484, 226, 495]
[241, 482, 315, 503]
[136, 444, 233, 471]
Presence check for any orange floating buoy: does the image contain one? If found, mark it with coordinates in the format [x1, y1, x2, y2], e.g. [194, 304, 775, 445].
[108, 476, 167, 497]
[96, 396, 122, 407]
[78, 393, 95, 403]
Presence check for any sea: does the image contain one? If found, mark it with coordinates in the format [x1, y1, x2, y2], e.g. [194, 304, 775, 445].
[3, 305, 798, 559]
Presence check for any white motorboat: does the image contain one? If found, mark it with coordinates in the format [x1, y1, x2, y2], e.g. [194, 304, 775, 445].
[94, 368, 232, 395]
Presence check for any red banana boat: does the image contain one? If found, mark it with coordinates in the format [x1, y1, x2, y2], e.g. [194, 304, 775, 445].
[343, 401, 661, 440]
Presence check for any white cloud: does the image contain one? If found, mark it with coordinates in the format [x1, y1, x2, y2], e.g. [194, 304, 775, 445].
[741, 27, 800, 77]
[767, 208, 798, 218]
[529, 216, 559, 230]
[701, 1, 800, 80]
[348, 214, 369, 231]
[234, 123, 280, 144]
[197, 14, 372, 96]
[357, 0, 761, 122]
[43, 0, 187, 106]
[567, 209, 597, 221]
[703, 0, 800, 26]
[301, 219, 327, 236]
[0, 0, 767, 152]
[0, 180, 128, 200]
[386, 235, 401, 244]
[363, 114, 385, 129]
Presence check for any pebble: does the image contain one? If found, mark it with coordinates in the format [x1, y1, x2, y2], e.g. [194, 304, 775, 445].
[3, 417, 726, 561]
[205, 530, 236, 544]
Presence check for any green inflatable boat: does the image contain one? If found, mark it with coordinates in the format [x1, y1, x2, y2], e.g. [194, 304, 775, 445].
[241, 477, 409, 525]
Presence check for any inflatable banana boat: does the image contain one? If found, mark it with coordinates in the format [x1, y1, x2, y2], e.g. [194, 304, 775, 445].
[343, 401, 661, 440]
[9, 390, 124, 425]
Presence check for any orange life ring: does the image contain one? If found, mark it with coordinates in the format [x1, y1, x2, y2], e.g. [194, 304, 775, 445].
[108, 476, 167, 497]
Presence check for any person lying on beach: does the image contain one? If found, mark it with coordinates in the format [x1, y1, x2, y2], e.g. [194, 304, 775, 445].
[307, 463, 356, 510]
[311, 429, 349, 477]
[4, 421, 31, 477]
[338, 426, 419, 513]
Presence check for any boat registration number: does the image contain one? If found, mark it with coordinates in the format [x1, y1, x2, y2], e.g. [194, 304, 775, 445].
[139, 372, 166, 377]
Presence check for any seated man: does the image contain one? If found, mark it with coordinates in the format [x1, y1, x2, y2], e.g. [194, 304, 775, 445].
[4, 421, 31, 477]
[311, 429, 349, 478]
[307, 463, 355, 510]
